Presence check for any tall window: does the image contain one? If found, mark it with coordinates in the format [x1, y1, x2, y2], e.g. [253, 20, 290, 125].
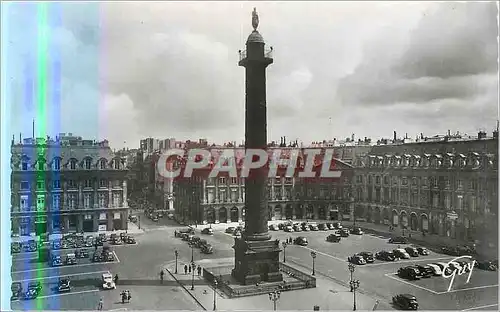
[113, 193, 121, 207]
[67, 180, 76, 189]
[84, 179, 92, 188]
[99, 179, 107, 188]
[220, 191, 227, 202]
[36, 195, 45, 211]
[38, 161, 44, 171]
[231, 177, 238, 185]
[36, 180, 45, 191]
[52, 194, 61, 210]
[85, 158, 92, 170]
[98, 193, 106, 207]
[68, 194, 76, 209]
[20, 195, 29, 211]
[114, 159, 120, 169]
[53, 180, 61, 189]
[100, 159, 107, 170]
[219, 177, 226, 184]
[70, 159, 77, 170]
[444, 193, 451, 210]
[22, 161, 28, 171]
[20, 181, 30, 190]
[84, 194, 91, 208]
[53, 158, 61, 171]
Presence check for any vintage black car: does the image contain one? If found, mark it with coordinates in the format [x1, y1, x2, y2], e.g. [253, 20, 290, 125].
[65, 253, 77, 265]
[103, 251, 115, 262]
[201, 228, 214, 235]
[57, 279, 71, 293]
[52, 240, 63, 250]
[375, 251, 396, 261]
[75, 249, 89, 258]
[179, 228, 195, 235]
[11, 242, 21, 254]
[51, 255, 64, 267]
[318, 223, 328, 231]
[326, 233, 341, 243]
[293, 224, 302, 232]
[475, 260, 497, 271]
[129, 215, 138, 222]
[392, 294, 418, 310]
[398, 267, 420, 280]
[416, 247, 430, 256]
[225, 227, 236, 234]
[350, 227, 364, 235]
[293, 237, 308, 246]
[326, 223, 335, 230]
[11, 282, 22, 300]
[201, 244, 214, 254]
[415, 265, 433, 278]
[196, 239, 208, 248]
[389, 236, 408, 244]
[25, 282, 42, 299]
[332, 222, 343, 229]
[348, 255, 366, 265]
[358, 252, 375, 263]
[124, 236, 136, 244]
[92, 252, 104, 262]
[268, 224, 279, 231]
[301, 224, 310, 231]
[339, 228, 350, 237]
[404, 247, 419, 257]
[111, 237, 122, 245]
[309, 224, 319, 231]
[441, 246, 461, 256]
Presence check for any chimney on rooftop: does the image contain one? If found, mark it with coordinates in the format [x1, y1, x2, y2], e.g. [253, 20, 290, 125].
[351, 133, 355, 142]
[447, 130, 451, 136]
[393, 131, 396, 142]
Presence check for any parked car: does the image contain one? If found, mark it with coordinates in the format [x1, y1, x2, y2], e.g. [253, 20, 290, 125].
[415, 265, 433, 278]
[25, 282, 42, 300]
[51, 255, 64, 267]
[301, 223, 310, 231]
[416, 247, 430, 256]
[201, 244, 214, 254]
[190, 236, 201, 246]
[111, 237, 122, 245]
[404, 247, 419, 257]
[11, 282, 22, 301]
[358, 252, 375, 263]
[52, 240, 62, 250]
[293, 237, 308, 246]
[326, 223, 335, 230]
[435, 262, 453, 275]
[284, 226, 294, 232]
[441, 246, 461, 256]
[124, 236, 136, 244]
[375, 250, 396, 261]
[350, 227, 364, 235]
[129, 215, 138, 222]
[475, 260, 497, 271]
[348, 255, 366, 265]
[92, 252, 104, 262]
[293, 224, 302, 232]
[333, 222, 343, 229]
[75, 249, 89, 259]
[326, 233, 341, 243]
[104, 251, 115, 262]
[57, 279, 71, 293]
[201, 228, 214, 235]
[457, 260, 472, 273]
[339, 228, 350, 237]
[389, 236, 408, 244]
[65, 253, 77, 265]
[225, 227, 236, 234]
[11, 242, 21, 254]
[309, 224, 319, 231]
[196, 239, 208, 248]
[392, 294, 418, 310]
[268, 224, 279, 231]
[393, 249, 411, 260]
[318, 223, 328, 231]
[398, 266, 421, 280]
[179, 228, 195, 235]
[102, 273, 116, 290]
[426, 263, 443, 276]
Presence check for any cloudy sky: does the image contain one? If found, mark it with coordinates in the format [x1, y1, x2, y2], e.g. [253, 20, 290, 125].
[3, 1, 498, 149]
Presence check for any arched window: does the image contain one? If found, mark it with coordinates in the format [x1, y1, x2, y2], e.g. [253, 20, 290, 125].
[114, 159, 120, 170]
[100, 159, 107, 170]
[53, 158, 61, 171]
[70, 159, 77, 170]
[84, 158, 92, 170]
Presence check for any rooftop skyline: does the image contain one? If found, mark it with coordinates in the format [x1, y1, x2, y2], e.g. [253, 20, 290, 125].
[4, 2, 498, 149]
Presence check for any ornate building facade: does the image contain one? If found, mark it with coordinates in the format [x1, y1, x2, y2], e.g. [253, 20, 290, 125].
[353, 133, 498, 246]
[10, 134, 129, 236]
[171, 148, 355, 225]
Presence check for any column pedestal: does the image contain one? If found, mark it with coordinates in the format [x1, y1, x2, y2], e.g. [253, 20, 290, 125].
[232, 238, 283, 285]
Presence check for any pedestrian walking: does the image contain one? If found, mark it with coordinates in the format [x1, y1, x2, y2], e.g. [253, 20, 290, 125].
[188, 265, 192, 274]
[197, 266, 202, 276]
[184, 264, 188, 275]
[97, 298, 103, 311]
[174, 230, 177, 237]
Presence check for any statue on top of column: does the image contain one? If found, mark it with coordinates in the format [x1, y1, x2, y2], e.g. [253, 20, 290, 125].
[252, 7, 259, 31]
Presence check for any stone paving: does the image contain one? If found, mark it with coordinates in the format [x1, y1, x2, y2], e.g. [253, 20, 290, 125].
[164, 259, 388, 311]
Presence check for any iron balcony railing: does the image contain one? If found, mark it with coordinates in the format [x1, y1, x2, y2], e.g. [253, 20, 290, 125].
[238, 45, 273, 61]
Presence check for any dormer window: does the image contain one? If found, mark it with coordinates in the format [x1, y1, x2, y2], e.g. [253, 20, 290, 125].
[100, 159, 107, 170]
[37, 161, 44, 171]
[84, 158, 92, 170]
[53, 158, 61, 171]
[70, 159, 77, 170]
[114, 159, 120, 170]
[22, 161, 28, 171]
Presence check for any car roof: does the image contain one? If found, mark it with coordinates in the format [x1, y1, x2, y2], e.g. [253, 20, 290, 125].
[102, 273, 112, 278]
[401, 294, 417, 300]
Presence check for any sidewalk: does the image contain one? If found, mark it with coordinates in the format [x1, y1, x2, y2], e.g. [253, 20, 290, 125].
[163, 259, 392, 311]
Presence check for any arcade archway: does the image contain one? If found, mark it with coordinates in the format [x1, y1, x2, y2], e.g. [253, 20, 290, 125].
[285, 204, 294, 219]
[374, 207, 381, 224]
[230, 207, 239, 222]
[206, 207, 216, 224]
[219, 207, 228, 223]
[400, 211, 408, 228]
[410, 212, 418, 231]
[274, 205, 283, 220]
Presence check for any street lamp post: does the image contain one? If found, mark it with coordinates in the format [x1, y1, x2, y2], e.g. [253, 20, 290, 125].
[311, 251, 317, 276]
[213, 279, 218, 311]
[138, 215, 141, 229]
[191, 245, 195, 290]
[282, 242, 287, 263]
[174, 250, 179, 274]
[268, 290, 281, 311]
[348, 263, 361, 311]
